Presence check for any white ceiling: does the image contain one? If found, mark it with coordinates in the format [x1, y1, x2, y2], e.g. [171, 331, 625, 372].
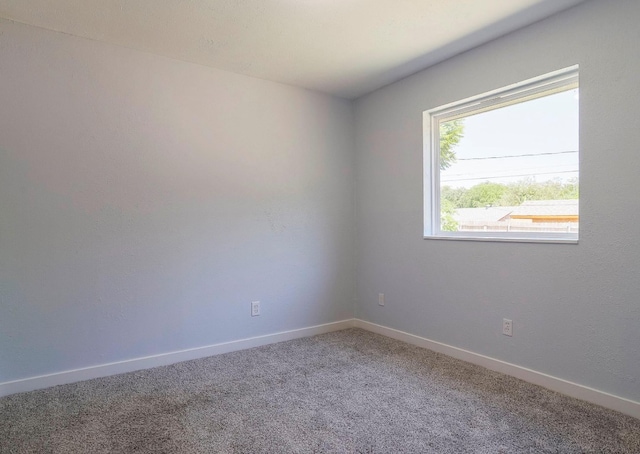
[0, 0, 585, 99]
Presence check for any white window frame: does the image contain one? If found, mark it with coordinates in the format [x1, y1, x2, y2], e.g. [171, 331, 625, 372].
[423, 66, 579, 244]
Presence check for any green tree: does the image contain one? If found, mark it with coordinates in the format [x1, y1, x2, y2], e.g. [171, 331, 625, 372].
[559, 178, 579, 199]
[442, 178, 579, 209]
[498, 178, 580, 206]
[439, 119, 464, 170]
[440, 199, 458, 231]
[459, 182, 506, 208]
[499, 181, 536, 205]
[441, 185, 467, 208]
[438, 120, 465, 229]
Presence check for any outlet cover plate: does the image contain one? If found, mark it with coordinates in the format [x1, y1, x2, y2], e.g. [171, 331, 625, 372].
[503, 318, 513, 336]
[251, 301, 260, 317]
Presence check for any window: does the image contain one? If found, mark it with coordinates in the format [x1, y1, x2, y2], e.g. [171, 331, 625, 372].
[424, 66, 579, 243]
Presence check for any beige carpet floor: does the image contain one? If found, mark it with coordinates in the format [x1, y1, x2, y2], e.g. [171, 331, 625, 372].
[1, 328, 639, 453]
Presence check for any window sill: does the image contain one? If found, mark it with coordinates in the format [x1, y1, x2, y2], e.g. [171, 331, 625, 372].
[423, 234, 578, 244]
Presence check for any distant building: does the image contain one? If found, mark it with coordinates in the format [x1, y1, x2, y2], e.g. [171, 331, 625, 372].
[505, 199, 578, 223]
[452, 200, 578, 233]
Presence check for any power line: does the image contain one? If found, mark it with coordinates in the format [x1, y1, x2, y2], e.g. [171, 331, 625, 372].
[457, 150, 578, 161]
[443, 163, 578, 178]
[441, 169, 579, 183]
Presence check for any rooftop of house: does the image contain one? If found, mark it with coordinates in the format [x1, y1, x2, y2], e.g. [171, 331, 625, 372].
[453, 199, 579, 223]
[453, 206, 518, 223]
[510, 199, 579, 217]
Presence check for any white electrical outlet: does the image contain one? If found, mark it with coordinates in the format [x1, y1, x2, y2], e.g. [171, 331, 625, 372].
[251, 301, 260, 317]
[378, 293, 385, 306]
[503, 318, 513, 337]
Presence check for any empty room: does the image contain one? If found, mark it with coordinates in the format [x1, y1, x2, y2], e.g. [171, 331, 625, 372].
[1, 0, 639, 452]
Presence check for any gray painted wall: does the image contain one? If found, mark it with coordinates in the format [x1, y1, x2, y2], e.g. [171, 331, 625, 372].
[354, 0, 640, 402]
[0, 19, 355, 382]
[2, 0, 638, 405]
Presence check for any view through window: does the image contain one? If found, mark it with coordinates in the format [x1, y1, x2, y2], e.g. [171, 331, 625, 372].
[426, 67, 579, 242]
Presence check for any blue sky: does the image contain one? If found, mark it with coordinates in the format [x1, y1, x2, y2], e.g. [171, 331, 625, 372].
[441, 88, 579, 189]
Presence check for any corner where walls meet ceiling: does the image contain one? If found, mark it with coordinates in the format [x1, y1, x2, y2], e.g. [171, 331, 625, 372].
[0, 0, 586, 99]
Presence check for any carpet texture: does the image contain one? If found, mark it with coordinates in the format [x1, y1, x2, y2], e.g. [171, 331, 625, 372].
[1, 328, 639, 453]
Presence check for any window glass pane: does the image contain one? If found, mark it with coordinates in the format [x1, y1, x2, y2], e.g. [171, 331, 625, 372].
[439, 87, 579, 235]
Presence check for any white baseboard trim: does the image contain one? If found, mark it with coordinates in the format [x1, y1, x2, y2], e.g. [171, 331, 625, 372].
[0, 319, 355, 398]
[4, 318, 638, 420]
[354, 319, 640, 420]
